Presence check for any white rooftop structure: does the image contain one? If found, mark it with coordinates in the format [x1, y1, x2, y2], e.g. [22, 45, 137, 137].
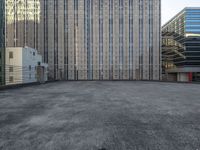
[5, 47, 48, 85]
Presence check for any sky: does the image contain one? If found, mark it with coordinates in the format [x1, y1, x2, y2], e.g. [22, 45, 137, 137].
[162, 0, 200, 25]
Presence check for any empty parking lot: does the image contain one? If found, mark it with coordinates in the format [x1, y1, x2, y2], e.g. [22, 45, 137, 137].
[0, 81, 200, 150]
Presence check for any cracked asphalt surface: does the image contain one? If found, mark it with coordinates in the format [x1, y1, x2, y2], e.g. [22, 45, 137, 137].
[0, 81, 200, 150]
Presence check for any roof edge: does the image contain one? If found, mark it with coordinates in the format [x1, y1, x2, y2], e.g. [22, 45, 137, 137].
[162, 7, 200, 29]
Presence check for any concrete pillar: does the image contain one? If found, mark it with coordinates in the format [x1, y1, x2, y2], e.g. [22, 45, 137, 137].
[177, 73, 189, 82]
[37, 66, 45, 83]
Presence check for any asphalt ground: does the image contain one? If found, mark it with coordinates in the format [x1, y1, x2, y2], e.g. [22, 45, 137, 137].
[0, 81, 200, 150]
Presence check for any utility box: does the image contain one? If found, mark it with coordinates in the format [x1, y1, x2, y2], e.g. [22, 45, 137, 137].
[37, 64, 48, 83]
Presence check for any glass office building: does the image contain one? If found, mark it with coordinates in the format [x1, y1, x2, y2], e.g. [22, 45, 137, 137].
[5, 0, 40, 49]
[162, 7, 200, 81]
[0, 0, 5, 85]
[6, 0, 161, 81]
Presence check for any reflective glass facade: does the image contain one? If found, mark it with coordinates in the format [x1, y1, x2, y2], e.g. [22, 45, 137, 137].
[0, 0, 5, 85]
[6, 0, 161, 81]
[5, 0, 40, 49]
[162, 8, 200, 70]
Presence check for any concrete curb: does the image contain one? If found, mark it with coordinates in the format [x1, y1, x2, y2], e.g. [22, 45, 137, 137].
[0, 80, 199, 91]
[52, 80, 200, 84]
[0, 81, 57, 91]
[0, 82, 42, 91]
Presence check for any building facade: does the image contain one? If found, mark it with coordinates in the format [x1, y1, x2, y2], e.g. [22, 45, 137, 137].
[5, 47, 48, 85]
[162, 7, 200, 82]
[6, 0, 161, 81]
[0, 0, 5, 85]
[5, 0, 40, 49]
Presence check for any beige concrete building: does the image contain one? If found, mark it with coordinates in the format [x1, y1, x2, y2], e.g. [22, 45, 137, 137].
[5, 0, 161, 80]
[5, 47, 48, 85]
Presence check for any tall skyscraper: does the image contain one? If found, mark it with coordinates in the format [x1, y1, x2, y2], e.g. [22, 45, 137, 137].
[5, 0, 161, 81]
[0, 0, 5, 85]
[5, 0, 40, 49]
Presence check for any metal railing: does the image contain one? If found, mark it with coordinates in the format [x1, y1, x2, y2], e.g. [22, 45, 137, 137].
[0, 65, 46, 86]
[0, 64, 162, 86]
[47, 64, 162, 81]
